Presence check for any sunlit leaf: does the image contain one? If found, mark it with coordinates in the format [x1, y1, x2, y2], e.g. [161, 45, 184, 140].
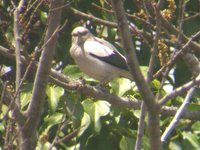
[109, 78, 132, 96]
[120, 136, 135, 150]
[169, 141, 182, 150]
[61, 95, 84, 127]
[140, 66, 148, 78]
[20, 83, 33, 109]
[192, 121, 200, 134]
[182, 131, 200, 149]
[63, 65, 97, 82]
[43, 113, 63, 132]
[46, 85, 64, 112]
[82, 99, 110, 133]
[78, 112, 91, 136]
[20, 92, 32, 109]
[63, 65, 83, 79]
[187, 103, 200, 111]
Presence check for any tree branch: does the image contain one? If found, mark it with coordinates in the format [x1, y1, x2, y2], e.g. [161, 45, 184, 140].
[144, 0, 200, 53]
[67, 7, 117, 27]
[1, 45, 200, 121]
[13, 4, 23, 107]
[161, 87, 196, 141]
[110, 1, 161, 149]
[0, 82, 26, 126]
[18, 1, 64, 149]
[159, 74, 200, 106]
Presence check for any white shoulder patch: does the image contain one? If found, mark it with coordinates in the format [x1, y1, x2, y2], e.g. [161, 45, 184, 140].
[84, 40, 114, 57]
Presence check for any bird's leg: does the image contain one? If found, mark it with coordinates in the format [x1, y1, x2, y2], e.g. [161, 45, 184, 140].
[95, 84, 108, 93]
[95, 78, 110, 93]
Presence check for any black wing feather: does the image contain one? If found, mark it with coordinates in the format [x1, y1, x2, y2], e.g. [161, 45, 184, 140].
[89, 52, 129, 71]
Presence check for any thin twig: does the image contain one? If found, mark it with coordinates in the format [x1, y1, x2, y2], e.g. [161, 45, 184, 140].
[67, 7, 117, 27]
[1, 46, 200, 120]
[183, 12, 200, 22]
[161, 87, 196, 141]
[1, 60, 33, 124]
[21, 0, 45, 42]
[153, 30, 200, 79]
[13, 7, 22, 107]
[54, 127, 81, 145]
[0, 82, 7, 115]
[49, 114, 67, 150]
[135, 2, 162, 149]
[135, 103, 146, 150]
[159, 74, 200, 106]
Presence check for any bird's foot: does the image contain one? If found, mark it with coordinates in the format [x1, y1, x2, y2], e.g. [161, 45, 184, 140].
[95, 83, 109, 93]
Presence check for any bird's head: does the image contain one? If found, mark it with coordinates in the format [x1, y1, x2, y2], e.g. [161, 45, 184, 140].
[71, 26, 92, 45]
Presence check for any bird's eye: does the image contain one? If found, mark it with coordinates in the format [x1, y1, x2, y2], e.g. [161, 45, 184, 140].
[72, 31, 88, 37]
[78, 31, 88, 36]
[72, 33, 78, 36]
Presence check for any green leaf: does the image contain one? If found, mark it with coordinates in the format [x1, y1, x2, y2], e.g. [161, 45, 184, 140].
[78, 112, 91, 136]
[82, 99, 110, 133]
[120, 136, 135, 150]
[39, 11, 47, 24]
[36, 141, 57, 150]
[169, 141, 182, 150]
[62, 95, 84, 121]
[151, 79, 161, 89]
[63, 65, 83, 79]
[192, 121, 200, 134]
[63, 65, 96, 82]
[20, 83, 33, 109]
[46, 85, 64, 112]
[182, 131, 200, 149]
[109, 78, 132, 96]
[20, 92, 32, 109]
[187, 103, 200, 111]
[140, 66, 148, 78]
[43, 113, 63, 132]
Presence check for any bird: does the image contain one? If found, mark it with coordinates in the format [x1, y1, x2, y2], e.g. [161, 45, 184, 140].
[69, 26, 133, 84]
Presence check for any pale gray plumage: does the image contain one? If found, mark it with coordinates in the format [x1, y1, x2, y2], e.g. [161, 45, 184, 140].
[69, 26, 133, 83]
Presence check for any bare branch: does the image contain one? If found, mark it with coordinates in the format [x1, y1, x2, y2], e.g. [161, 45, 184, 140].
[159, 74, 200, 106]
[135, 103, 146, 150]
[181, 53, 200, 76]
[1, 45, 200, 121]
[13, 6, 22, 107]
[161, 87, 196, 142]
[0, 82, 26, 126]
[18, 0, 64, 149]
[135, 2, 163, 149]
[67, 7, 117, 27]
[110, 1, 161, 149]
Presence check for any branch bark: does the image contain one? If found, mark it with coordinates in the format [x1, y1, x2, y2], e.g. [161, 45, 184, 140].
[18, 1, 64, 149]
[161, 87, 196, 141]
[13, 3, 23, 107]
[1, 45, 200, 121]
[110, 1, 161, 149]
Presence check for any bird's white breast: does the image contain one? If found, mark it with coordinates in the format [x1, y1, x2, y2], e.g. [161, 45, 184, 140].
[70, 44, 119, 83]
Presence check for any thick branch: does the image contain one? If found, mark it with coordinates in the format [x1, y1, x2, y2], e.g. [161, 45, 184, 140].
[161, 87, 196, 142]
[13, 8, 22, 107]
[159, 74, 200, 106]
[144, 0, 200, 53]
[0, 82, 26, 126]
[1, 45, 200, 120]
[19, 1, 64, 149]
[110, 1, 161, 149]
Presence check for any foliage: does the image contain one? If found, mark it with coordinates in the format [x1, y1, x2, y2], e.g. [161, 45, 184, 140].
[0, 0, 200, 150]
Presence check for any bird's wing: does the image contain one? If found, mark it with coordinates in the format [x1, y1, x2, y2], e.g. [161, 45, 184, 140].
[84, 38, 129, 71]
